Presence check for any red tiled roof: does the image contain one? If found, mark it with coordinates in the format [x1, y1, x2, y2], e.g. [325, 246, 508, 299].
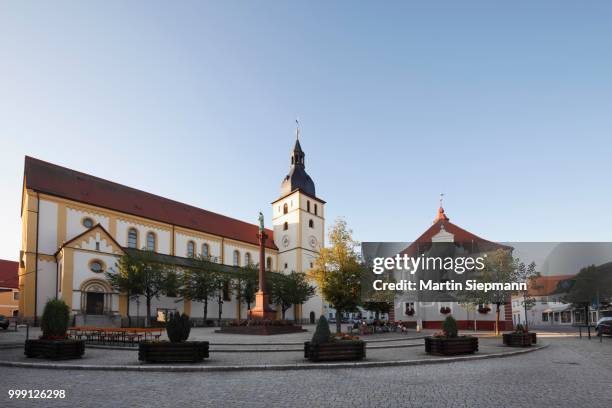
[401, 208, 511, 256]
[0, 259, 19, 289]
[23, 156, 277, 250]
[528, 275, 574, 296]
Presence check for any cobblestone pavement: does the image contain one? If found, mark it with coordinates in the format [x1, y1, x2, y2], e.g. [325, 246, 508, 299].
[1, 337, 611, 407]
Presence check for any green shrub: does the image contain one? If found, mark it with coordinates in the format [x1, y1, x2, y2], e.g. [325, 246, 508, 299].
[167, 313, 191, 342]
[515, 323, 524, 332]
[442, 315, 458, 338]
[41, 298, 70, 339]
[311, 315, 331, 344]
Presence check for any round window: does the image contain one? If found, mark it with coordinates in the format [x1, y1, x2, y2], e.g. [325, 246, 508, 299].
[82, 217, 94, 228]
[89, 260, 104, 273]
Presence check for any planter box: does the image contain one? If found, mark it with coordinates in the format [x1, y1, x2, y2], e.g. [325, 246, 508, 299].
[24, 339, 85, 360]
[304, 341, 366, 362]
[503, 333, 533, 347]
[425, 336, 478, 355]
[530, 332, 537, 344]
[138, 341, 209, 363]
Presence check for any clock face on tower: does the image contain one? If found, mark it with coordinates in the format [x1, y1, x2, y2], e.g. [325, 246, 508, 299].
[282, 235, 290, 248]
[308, 235, 318, 249]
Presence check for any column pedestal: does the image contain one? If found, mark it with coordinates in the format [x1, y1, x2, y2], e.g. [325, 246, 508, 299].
[249, 291, 277, 320]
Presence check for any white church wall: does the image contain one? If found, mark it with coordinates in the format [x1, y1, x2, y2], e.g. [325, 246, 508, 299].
[67, 207, 109, 242]
[38, 198, 58, 254]
[35, 259, 57, 316]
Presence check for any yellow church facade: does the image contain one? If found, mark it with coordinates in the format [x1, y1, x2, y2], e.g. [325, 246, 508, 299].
[18, 137, 325, 325]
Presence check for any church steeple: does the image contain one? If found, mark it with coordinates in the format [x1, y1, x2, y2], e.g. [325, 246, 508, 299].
[280, 122, 316, 197]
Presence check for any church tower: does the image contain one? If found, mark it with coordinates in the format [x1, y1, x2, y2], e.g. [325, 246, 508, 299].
[272, 127, 325, 276]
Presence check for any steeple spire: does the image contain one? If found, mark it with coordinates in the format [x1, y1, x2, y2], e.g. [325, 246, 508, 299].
[280, 120, 316, 197]
[434, 193, 449, 223]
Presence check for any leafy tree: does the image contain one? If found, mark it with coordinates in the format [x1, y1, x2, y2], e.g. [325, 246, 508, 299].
[461, 249, 518, 335]
[233, 264, 259, 313]
[515, 261, 539, 330]
[216, 274, 231, 326]
[106, 253, 144, 327]
[180, 255, 221, 324]
[270, 271, 316, 320]
[309, 218, 366, 333]
[108, 250, 177, 327]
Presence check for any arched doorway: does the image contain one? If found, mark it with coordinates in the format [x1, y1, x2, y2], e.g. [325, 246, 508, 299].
[309, 311, 316, 324]
[80, 280, 112, 315]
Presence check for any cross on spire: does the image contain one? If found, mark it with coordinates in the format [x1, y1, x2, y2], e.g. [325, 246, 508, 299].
[295, 118, 300, 140]
[439, 193, 444, 208]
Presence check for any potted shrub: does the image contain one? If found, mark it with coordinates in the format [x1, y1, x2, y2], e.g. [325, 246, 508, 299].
[502, 324, 535, 347]
[24, 299, 85, 360]
[139, 313, 209, 363]
[425, 316, 478, 356]
[304, 316, 365, 362]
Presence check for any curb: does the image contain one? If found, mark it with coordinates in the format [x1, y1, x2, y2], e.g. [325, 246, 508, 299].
[0, 344, 548, 372]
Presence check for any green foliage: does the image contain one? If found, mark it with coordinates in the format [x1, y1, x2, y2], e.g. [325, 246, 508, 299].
[312, 315, 331, 344]
[181, 255, 222, 322]
[271, 271, 316, 320]
[166, 313, 191, 342]
[41, 299, 70, 338]
[309, 219, 365, 332]
[515, 323, 525, 333]
[442, 315, 458, 338]
[233, 264, 259, 310]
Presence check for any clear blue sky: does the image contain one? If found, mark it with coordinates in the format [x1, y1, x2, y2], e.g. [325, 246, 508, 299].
[1, 1, 611, 261]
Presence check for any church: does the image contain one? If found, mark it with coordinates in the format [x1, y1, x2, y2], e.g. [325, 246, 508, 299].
[17, 134, 325, 325]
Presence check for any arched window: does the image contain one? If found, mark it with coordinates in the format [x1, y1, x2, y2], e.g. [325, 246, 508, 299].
[202, 243, 209, 258]
[266, 257, 272, 271]
[245, 252, 251, 266]
[307, 200, 310, 212]
[146, 232, 156, 251]
[309, 219, 314, 228]
[283, 203, 288, 214]
[187, 241, 195, 258]
[127, 228, 138, 248]
[314, 204, 318, 216]
[283, 222, 288, 231]
[233, 250, 240, 266]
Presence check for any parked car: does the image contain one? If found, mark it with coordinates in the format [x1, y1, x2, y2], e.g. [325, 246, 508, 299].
[0, 315, 10, 330]
[595, 317, 612, 335]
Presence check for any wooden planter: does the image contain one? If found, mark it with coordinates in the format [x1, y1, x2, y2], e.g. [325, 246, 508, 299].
[425, 336, 478, 355]
[502, 333, 533, 347]
[24, 339, 85, 360]
[138, 341, 209, 363]
[304, 341, 366, 362]
[530, 332, 537, 344]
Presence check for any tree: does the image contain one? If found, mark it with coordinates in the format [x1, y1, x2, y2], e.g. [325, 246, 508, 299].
[309, 218, 365, 333]
[138, 251, 176, 327]
[106, 253, 144, 327]
[180, 255, 220, 325]
[461, 249, 518, 335]
[270, 271, 316, 320]
[216, 274, 231, 326]
[515, 261, 539, 330]
[233, 265, 259, 314]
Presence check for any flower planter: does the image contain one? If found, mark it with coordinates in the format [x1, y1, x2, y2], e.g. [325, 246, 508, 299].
[530, 332, 537, 344]
[217, 325, 306, 335]
[502, 333, 533, 347]
[304, 341, 366, 362]
[138, 341, 209, 363]
[24, 339, 85, 360]
[424, 336, 478, 355]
